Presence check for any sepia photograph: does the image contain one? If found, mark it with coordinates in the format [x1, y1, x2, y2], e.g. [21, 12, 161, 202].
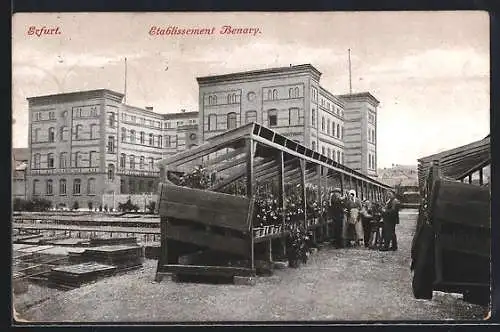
[11, 11, 491, 322]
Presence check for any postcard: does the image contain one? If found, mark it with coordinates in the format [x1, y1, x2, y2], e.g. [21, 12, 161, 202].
[12, 11, 490, 323]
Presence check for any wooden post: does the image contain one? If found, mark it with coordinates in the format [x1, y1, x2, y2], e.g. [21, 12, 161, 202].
[479, 168, 483, 185]
[349, 176, 353, 192]
[246, 139, 255, 271]
[317, 165, 322, 241]
[468, 174, 472, 184]
[278, 151, 286, 257]
[340, 172, 344, 193]
[300, 159, 307, 228]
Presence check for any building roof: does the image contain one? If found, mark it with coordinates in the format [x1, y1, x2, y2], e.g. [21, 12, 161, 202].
[337, 92, 380, 107]
[197, 64, 322, 85]
[417, 135, 490, 191]
[164, 111, 199, 120]
[27, 89, 124, 105]
[12, 148, 29, 162]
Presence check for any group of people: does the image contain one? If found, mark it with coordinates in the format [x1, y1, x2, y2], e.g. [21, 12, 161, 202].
[328, 188, 400, 251]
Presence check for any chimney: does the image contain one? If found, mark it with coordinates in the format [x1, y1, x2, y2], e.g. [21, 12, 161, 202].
[145, 106, 153, 111]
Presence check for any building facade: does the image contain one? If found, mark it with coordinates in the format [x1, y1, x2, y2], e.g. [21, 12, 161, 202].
[26, 89, 198, 209]
[196, 64, 379, 176]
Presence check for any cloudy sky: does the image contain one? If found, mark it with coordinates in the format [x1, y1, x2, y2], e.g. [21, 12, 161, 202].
[12, 11, 489, 168]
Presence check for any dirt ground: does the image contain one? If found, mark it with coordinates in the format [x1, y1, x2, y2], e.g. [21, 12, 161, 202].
[16, 209, 489, 322]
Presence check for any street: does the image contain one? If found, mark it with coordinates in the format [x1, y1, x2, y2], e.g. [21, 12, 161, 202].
[19, 209, 488, 322]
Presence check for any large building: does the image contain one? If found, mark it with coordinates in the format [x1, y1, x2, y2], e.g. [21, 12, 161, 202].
[26, 89, 198, 208]
[196, 64, 379, 176]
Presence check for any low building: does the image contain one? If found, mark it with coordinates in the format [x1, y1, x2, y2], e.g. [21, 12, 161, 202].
[25, 89, 198, 209]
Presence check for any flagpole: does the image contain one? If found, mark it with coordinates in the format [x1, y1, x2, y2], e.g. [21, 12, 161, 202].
[124, 57, 128, 103]
[348, 49, 352, 94]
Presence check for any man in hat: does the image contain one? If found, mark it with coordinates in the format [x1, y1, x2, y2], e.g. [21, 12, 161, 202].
[380, 190, 400, 251]
[330, 188, 345, 248]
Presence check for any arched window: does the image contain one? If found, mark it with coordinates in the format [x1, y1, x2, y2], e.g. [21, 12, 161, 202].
[73, 179, 81, 194]
[140, 131, 145, 144]
[120, 179, 126, 194]
[59, 152, 67, 168]
[245, 111, 257, 124]
[337, 151, 341, 163]
[268, 109, 278, 127]
[108, 113, 115, 128]
[327, 148, 331, 159]
[33, 179, 40, 195]
[130, 130, 136, 143]
[337, 124, 340, 138]
[75, 124, 83, 140]
[289, 108, 299, 125]
[108, 164, 115, 180]
[33, 128, 40, 142]
[74, 152, 80, 167]
[140, 156, 145, 169]
[227, 94, 231, 104]
[327, 119, 331, 135]
[289, 88, 293, 98]
[368, 129, 371, 142]
[59, 179, 67, 195]
[294, 87, 299, 97]
[165, 135, 171, 147]
[33, 153, 41, 169]
[129, 155, 135, 169]
[149, 133, 153, 146]
[272, 89, 278, 100]
[372, 129, 376, 142]
[89, 151, 97, 167]
[107, 136, 115, 153]
[87, 178, 96, 194]
[48, 127, 55, 142]
[227, 112, 237, 129]
[208, 114, 217, 131]
[267, 90, 272, 100]
[46, 179, 53, 195]
[120, 153, 126, 168]
[213, 95, 217, 104]
[311, 141, 316, 151]
[332, 121, 336, 136]
[121, 127, 127, 142]
[321, 117, 325, 131]
[158, 135, 163, 148]
[60, 126, 68, 141]
[47, 153, 55, 168]
[311, 109, 316, 128]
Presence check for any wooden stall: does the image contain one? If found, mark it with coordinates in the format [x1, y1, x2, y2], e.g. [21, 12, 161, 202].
[155, 122, 392, 282]
[412, 135, 491, 305]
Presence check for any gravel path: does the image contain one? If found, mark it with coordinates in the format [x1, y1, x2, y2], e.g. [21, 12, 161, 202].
[18, 209, 488, 322]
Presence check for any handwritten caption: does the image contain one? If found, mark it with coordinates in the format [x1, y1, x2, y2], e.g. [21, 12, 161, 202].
[27, 26, 62, 37]
[149, 25, 262, 37]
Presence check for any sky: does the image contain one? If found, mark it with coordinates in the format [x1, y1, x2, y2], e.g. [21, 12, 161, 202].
[12, 11, 490, 168]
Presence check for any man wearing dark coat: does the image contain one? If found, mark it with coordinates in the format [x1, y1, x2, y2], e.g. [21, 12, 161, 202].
[380, 190, 400, 251]
[330, 188, 345, 248]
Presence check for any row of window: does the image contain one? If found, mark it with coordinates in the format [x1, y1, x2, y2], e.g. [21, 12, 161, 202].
[120, 178, 157, 194]
[164, 119, 197, 129]
[121, 113, 162, 128]
[32, 124, 100, 143]
[32, 107, 100, 122]
[119, 154, 160, 171]
[312, 109, 344, 139]
[120, 128, 163, 148]
[368, 153, 376, 170]
[32, 152, 100, 169]
[33, 178, 97, 196]
[320, 115, 343, 139]
[206, 108, 303, 131]
[368, 129, 376, 144]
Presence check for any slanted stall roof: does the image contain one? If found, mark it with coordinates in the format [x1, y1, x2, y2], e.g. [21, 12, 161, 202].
[159, 122, 392, 190]
[417, 136, 490, 191]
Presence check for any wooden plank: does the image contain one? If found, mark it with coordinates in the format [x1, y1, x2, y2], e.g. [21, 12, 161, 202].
[433, 201, 490, 229]
[203, 147, 245, 168]
[13, 223, 159, 234]
[210, 155, 247, 173]
[160, 201, 250, 232]
[162, 184, 250, 213]
[163, 264, 255, 277]
[166, 224, 251, 257]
